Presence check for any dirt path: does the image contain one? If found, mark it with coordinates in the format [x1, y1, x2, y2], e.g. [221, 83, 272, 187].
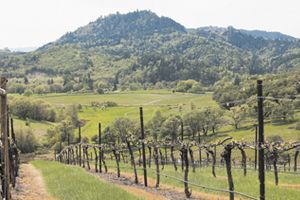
[89, 169, 227, 200]
[11, 164, 55, 200]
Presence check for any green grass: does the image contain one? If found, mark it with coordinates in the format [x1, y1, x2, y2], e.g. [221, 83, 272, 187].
[52, 91, 217, 138]
[105, 160, 300, 200]
[32, 160, 143, 200]
[13, 90, 300, 143]
[13, 118, 54, 142]
[32, 90, 217, 107]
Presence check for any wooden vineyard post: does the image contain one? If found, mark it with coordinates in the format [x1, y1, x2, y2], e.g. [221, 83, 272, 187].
[66, 124, 70, 164]
[0, 77, 10, 200]
[98, 123, 102, 173]
[79, 125, 82, 166]
[11, 118, 19, 178]
[295, 150, 299, 172]
[139, 107, 148, 187]
[59, 141, 62, 162]
[257, 80, 265, 200]
[181, 120, 184, 142]
[254, 124, 258, 170]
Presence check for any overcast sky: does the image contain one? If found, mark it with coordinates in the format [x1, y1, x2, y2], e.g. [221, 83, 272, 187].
[1, 0, 299, 49]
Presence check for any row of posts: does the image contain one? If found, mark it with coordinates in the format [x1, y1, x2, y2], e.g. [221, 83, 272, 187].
[0, 77, 20, 200]
[56, 80, 266, 200]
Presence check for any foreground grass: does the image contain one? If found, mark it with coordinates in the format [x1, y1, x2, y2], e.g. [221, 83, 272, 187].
[32, 160, 142, 200]
[105, 161, 300, 200]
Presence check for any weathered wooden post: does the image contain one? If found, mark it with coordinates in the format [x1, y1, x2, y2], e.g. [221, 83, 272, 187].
[222, 144, 234, 200]
[0, 77, 10, 200]
[11, 118, 19, 178]
[66, 124, 70, 164]
[79, 125, 82, 166]
[257, 80, 265, 200]
[183, 145, 191, 198]
[59, 141, 62, 163]
[140, 107, 148, 187]
[98, 123, 102, 173]
[254, 124, 258, 170]
[295, 150, 299, 172]
[181, 120, 184, 141]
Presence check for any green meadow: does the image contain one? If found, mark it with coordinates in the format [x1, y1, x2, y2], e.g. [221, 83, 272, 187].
[12, 90, 300, 143]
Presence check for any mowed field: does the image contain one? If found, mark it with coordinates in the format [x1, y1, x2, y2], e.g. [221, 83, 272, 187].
[31, 90, 218, 138]
[12, 90, 300, 143]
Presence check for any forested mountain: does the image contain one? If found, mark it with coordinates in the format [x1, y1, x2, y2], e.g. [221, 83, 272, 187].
[1, 10, 300, 93]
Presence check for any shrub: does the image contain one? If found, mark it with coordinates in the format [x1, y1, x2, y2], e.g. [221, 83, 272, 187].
[91, 135, 98, 144]
[296, 122, 300, 130]
[23, 89, 33, 97]
[15, 127, 38, 153]
[175, 79, 203, 93]
[82, 136, 89, 144]
[90, 101, 118, 108]
[10, 97, 56, 122]
[266, 135, 283, 144]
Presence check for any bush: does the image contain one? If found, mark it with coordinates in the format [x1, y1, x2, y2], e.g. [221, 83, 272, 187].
[91, 135, 98, 144]
[296, 122, 300, 130]
[90, 101, 118, 108]
[15, 127, 38, 153]
[7, 83, 26, 94]
[10, 96, 56, 122]
[266, 135, 283, 144]
[34, 85, 50, 94]
[23, 89, 33, 97]
[175, 79, 203, 93]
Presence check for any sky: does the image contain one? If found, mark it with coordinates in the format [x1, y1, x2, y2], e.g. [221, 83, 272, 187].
[1, 0, 300, 49]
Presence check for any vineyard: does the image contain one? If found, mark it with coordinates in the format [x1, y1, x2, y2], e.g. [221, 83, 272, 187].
[0, 77, 20, 200]
[55, 80, 300, 200]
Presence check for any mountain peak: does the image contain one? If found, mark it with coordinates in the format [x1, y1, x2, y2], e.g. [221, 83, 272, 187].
[53, 10, 186, 47]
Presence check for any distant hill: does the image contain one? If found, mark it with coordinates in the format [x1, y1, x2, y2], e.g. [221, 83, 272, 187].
[239, 29, 297, 41]
[43, 10, 186, 49]
[1, 10, 300, 92]
[195, 26, 298, 42]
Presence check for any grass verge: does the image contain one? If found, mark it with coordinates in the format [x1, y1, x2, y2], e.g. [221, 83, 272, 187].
[32, 160, 143, 200]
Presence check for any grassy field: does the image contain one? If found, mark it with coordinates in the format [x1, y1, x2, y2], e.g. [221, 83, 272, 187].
[104, 160, 300, 200]
[32, 160, 143, 200]
[11, 90, 300, 142]
[33, 90, 217, 107]
[30, 91, 218, 138]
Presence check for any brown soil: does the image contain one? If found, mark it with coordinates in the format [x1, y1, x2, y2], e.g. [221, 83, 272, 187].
[281, 183, 300, 190]
[88, 168, 227, 200]
[11, 164, 55, 200]
[120, 171, 227, 200]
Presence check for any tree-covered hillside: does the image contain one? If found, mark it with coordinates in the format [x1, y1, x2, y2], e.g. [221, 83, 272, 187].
[1, 10, 300, 93]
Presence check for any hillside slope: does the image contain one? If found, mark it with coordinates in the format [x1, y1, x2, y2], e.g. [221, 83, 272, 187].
[1, 10, 300, 92]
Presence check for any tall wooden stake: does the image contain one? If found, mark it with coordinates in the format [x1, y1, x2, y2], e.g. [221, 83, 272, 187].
[67, 126, 70, 164]
[181, 120, 184, 141]
[79, 125, 82, 166]
[257, 80, 265, 200]
[254, 124, 258, 170]
[140, 107, 148, 187]
[1, 77, 10, 200]
[98, 122, 102, 173]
